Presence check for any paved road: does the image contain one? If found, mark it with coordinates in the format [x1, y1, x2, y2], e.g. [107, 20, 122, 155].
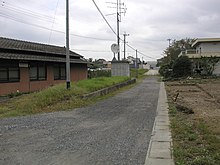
[0, 77, 160, 165]
[145, 69, 159, 76]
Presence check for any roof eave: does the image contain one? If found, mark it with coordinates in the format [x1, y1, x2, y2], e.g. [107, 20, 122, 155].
[192, 38, 220, 47]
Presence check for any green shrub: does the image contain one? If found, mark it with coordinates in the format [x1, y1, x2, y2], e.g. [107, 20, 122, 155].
[172, 56, 192, 78]
[159, 63, 172, 78]
[88, 70, 111, 78]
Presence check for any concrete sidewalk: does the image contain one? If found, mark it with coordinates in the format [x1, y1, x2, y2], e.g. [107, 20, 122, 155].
[145, 82, 175, 165]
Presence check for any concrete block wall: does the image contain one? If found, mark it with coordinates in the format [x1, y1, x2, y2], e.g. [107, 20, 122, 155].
[111, 61, 130, 77]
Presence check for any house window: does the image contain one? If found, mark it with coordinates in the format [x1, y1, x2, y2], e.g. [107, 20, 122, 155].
[30, 63, 47, 81]
[54, 63, 66, 80]
[0, 67, 20, 83]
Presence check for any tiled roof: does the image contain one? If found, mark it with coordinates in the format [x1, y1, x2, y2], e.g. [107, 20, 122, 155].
[0, 37, 88, 64]
[0, 52, 88, 64]
[0, 37, 82, 57]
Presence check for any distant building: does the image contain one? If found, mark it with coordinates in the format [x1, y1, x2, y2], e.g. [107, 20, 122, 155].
[0, 37, 88, 95]
[147, 61, 157, 69]
[126, 56, 141, 68]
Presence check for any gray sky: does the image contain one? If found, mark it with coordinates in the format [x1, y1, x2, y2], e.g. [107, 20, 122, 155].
[1, 0, 220, 61]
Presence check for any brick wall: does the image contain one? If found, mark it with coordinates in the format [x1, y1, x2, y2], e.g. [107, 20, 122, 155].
[0, 63, 87, 95]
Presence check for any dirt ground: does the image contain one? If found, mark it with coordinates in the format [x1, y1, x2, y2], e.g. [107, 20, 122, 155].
[165, 79, 220, 134]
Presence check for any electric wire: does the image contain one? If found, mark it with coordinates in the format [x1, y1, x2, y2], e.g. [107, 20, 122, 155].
[71, 49, 111, 53]
[1, 0, 158, 60]
[1, 1, 54, 22]
[126, 43, 156, 60]
[92, 0, 117, 36]
[0, 13, 114, 41]
[48, 0, 60, 43]
[1, 1, 114, 41]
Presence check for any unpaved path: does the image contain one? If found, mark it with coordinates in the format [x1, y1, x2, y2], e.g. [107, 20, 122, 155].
[0, 77, 160, 165]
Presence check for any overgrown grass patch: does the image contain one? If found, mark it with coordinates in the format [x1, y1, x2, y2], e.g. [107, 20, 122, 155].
[77, 76, 129, 92]
[0, 76, 130, 118]
[169, 104, 220, 165]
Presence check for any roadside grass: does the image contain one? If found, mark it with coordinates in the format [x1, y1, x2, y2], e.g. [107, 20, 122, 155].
[0, 76, 129, 118]
[76, 76, 129, 92]
[169, 102, 220, 165]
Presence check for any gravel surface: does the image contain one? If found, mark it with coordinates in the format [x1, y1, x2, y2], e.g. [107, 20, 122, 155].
[0, 77, 160, 165]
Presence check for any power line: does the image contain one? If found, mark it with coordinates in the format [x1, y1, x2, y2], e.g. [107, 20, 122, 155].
[48, 0, 60, 43]
[1, 0, 158, 60]
[126, 43, 156, 60]
[0, 11, 157, 60]
[1, 1, 115, 42]
[1, 1, 54, 22]
[71, 48, 111, 53]
[70, 34, 114, 41]
[137, 50, 156, 60]
[92, 0, 117, 36]
[0, 12, 114, 42]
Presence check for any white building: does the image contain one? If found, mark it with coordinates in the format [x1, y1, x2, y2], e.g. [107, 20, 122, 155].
[179, 38, 220, 75]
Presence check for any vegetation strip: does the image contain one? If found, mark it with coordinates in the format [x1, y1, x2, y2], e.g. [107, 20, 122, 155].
[82, 78, 136, 99]
[169, 106, 220, 165]
[0, 77, 130, 118]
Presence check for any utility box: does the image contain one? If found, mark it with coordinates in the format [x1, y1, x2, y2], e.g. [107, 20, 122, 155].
[111, 60, 130, 77]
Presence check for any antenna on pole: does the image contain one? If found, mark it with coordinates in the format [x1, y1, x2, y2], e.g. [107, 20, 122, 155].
[106, 0, 127, 61]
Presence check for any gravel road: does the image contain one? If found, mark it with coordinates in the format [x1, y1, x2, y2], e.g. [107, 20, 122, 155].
[0, 77, 160, 165]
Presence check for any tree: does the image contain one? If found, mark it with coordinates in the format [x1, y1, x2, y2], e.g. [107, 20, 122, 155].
[158, 38, 195, 67]
[199, 57, 220, 76]
[172, 56, 192, 78]
[159, 63, 173, 78]
[157, 38, 196, 79]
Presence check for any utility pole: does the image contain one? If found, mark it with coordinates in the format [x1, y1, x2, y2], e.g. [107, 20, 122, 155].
[136, 50, 138, 78]
[66, 0, 70, 89]
[117, 0, 120, 61]
[123, 32, 129, 60]
[106, 0, 127, 61]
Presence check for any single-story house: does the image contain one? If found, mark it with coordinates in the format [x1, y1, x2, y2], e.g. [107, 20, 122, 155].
[0, 37, 88, 95]
[178, 38, 220, 75]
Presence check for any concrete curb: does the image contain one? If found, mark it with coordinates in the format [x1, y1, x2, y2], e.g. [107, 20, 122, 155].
[81, 78, 136, 99]
[144, 82, 175, 165]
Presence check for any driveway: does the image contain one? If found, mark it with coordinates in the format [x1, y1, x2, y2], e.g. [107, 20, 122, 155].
[0, 77, 160, 165]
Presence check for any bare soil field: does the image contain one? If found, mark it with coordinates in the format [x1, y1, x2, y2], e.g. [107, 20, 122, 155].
[166, 79, 220, 134]
[165, 78, 220, 164]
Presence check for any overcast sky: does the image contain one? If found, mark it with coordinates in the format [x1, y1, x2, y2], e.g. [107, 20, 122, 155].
[1, 0, 220, 61]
